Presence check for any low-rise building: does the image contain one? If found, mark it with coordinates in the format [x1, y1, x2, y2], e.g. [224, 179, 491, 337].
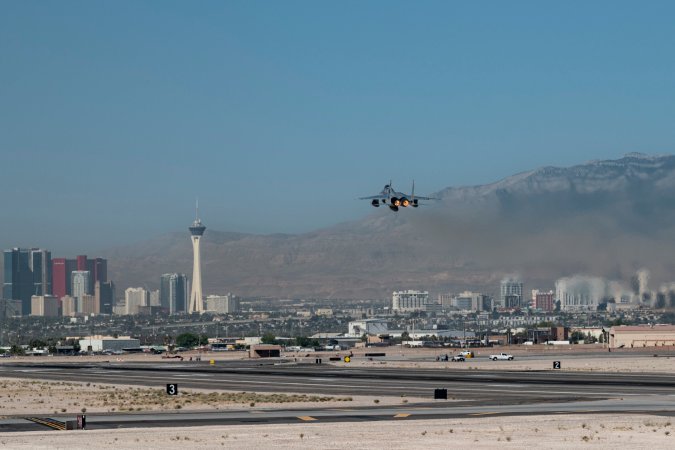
[607, 302, 639, 313]
[348, 319, 388, 337]
[78, 335, 141, 352]
[249, 344, 281, 358]
[31, 295, 60, 317]
[609, 325, 675, 348]
[570, 326, 604, 341]
[314, 308, 333, 317]
[138, 305, 167, 315]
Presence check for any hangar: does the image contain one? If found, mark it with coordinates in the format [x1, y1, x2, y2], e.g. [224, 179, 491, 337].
[249, 344, 281, 358]
[609, 325, 675, 348]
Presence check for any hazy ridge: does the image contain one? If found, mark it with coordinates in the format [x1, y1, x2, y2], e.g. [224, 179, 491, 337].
[102, 153, 675, 299]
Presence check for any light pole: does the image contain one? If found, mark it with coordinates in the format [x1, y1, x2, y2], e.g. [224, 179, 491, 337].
[462, 318, 466, 348]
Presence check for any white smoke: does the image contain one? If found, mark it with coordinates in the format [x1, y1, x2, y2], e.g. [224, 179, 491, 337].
[554, 269, 663, 310]
[555, 275, 607, 310]
[607, 280, 632, 304]
[637, 268, 650, 299]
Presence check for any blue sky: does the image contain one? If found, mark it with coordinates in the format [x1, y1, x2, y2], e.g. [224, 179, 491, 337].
[2, 1, 675, 252]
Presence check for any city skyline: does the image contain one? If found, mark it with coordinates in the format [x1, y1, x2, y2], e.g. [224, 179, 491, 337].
[4, 239, 668, 314]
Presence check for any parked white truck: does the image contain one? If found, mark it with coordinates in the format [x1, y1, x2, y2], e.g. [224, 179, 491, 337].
[489, 352, 514, 361]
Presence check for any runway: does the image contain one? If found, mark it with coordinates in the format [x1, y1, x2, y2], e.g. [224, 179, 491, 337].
[2, 360, 675, 400]
[2, 360, 675, 432]
[2, 396, 675, 433]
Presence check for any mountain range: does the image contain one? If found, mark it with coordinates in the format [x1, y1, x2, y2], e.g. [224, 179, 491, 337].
[105, 153, 675, 299]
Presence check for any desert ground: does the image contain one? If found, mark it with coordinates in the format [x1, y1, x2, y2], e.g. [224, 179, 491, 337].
[0, 377, 428, 417]
[0, 414, 674, 449]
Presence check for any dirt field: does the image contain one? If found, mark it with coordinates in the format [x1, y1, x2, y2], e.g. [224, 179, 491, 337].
[0, 377, 424, 417]
[1, 414, 674, 449]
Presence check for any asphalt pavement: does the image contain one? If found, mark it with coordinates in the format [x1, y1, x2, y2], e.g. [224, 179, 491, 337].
[1, 360, 675, 432]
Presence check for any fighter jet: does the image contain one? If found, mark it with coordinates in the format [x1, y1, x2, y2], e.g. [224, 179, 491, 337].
[360, 181, 437, 211]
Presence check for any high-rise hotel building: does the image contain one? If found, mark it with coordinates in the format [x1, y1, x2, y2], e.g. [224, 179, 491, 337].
[160, 273, 188, 314]
[3, 248, 52, 315]
[52, 255, 107, 298]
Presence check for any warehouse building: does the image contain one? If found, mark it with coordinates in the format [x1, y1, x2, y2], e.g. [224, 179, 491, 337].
[609, 325, 675, 348]
[78, 335, 141, 352]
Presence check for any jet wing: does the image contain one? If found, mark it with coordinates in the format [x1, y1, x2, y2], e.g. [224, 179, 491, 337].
[359, 194, 386, 200]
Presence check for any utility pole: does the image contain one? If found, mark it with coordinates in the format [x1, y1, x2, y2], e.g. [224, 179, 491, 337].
[462, 318, 466, 348]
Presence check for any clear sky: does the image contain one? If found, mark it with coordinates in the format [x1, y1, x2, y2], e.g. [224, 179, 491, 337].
[3, 1, 675, 253]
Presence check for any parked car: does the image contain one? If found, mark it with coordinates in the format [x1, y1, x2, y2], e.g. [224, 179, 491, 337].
[451, 355, 465, 362]
[459, 350, 474, 358]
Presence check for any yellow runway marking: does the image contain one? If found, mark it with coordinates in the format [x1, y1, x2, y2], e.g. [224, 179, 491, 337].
[394, 413, 411, 418]
[25, 417, 65, 430]
[297, 416, 317, 421]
